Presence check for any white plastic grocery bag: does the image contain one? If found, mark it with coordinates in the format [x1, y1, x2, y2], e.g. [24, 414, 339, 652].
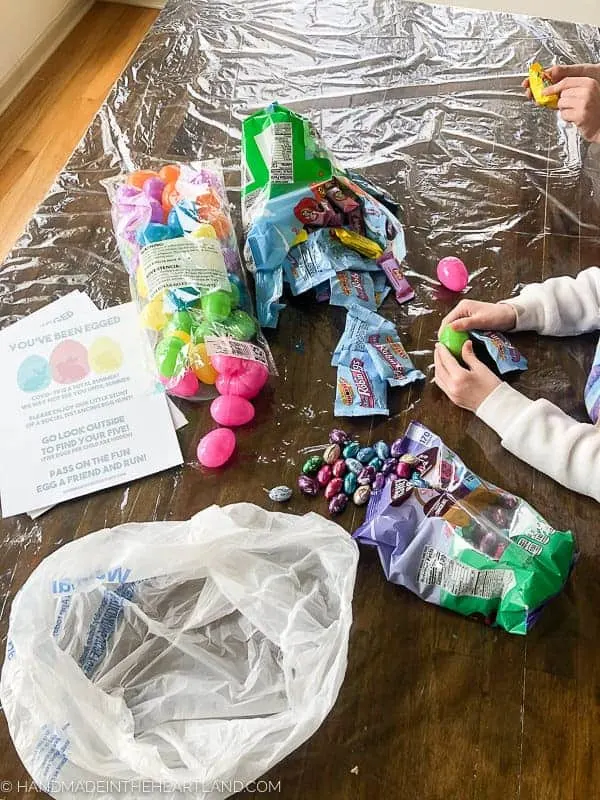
[1, 503, 358, 799]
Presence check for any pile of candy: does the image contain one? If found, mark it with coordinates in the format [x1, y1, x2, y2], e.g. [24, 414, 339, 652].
[353, 421, 576, 635]
[241, 103, 413, 332]
[298, 427, 429, 515]
[105, 160, 273, 403]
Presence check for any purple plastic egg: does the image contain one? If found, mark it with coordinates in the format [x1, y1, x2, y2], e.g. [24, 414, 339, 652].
[324, 477, 343, 499]
[329, 428, 349, 445]
[396, 461, 413, 479]
[332, 459, 347, 478]
[357, 466, 376, 486]
[390, 438, 405, 458]
[143, 177, 166, 201]
[149, 197, 165, 222]
[298, 475, 319, 497]
[328, 493, 348, 515]
[317, 465, 333, 487]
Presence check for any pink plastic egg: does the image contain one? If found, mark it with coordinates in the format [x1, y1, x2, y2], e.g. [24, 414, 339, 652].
[437, 257, 469, 292]
[197, 427, 236, 468]
[212, 356, 269, 399]
[210, 395, 255, 427]
[160, 369, 199, 398]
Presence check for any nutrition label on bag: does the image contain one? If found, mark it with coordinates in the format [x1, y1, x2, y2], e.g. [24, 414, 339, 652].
[417, 546, 515, 599]
[140, 239, 230, 298]
[254, 122, 293, 184]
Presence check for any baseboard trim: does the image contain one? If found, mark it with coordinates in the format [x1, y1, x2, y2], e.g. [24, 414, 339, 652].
[0, 0, 94, 117]
[99, 0, 166, 7]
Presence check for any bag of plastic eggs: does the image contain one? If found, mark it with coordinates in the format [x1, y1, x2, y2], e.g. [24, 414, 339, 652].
[104, 160, 275, 401]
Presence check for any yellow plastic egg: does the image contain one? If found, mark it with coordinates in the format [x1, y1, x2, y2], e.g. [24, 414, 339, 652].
[172, 330, 191, 344]
[140, 297, 169, 331]
[136, 265, 149, 299]
[191, 223, 217, 240]
[189, 343, 218, 384]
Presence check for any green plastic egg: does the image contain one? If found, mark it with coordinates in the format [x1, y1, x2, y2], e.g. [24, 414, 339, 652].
[201, 290, 231, 322]
[155, 336, 186, 378]
[223, 310, 257, 341]
[228, 281, 241, 309]
[439, 325, 469, 359]
[166, 311, 193, 334]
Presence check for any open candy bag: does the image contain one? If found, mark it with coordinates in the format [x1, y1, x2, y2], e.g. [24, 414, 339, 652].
[354, 422, 576, 634]
[104, 160, 274, 401]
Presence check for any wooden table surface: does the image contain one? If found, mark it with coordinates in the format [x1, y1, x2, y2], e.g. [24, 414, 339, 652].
[0, 2, 599, 798]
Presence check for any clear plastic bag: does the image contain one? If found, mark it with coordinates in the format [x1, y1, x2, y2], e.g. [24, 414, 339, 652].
[1, 503, 358, 799]
[103, 160, 274, 402]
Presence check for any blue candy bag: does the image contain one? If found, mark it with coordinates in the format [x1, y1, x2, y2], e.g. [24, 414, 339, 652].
[335, 350, 389, 417]
[329, 271, 377, 311]
[470, 331, 528, 375]
[332, 305, 396, 366]
[366, 336, 425, 388]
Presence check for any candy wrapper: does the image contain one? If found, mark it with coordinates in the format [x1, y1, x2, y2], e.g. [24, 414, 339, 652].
[366, 337, 425, 387]
[104, 160, 275, 401]
[354, 422, 576, 635]
[584, 338, 600, 424]
[241, 102, 411, 328]
[335, 350, 389, 417]
[470, 330, 528, 375]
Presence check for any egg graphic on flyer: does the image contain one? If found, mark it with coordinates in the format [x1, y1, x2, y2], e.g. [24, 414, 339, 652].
[88, 337, 123, 374]
[49, 340, 90, 384]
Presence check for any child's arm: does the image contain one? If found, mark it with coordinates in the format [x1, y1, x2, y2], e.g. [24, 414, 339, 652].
[439, 267, 600, 338]
[508, 267, 600, 336]
[477, 382, 600, 502]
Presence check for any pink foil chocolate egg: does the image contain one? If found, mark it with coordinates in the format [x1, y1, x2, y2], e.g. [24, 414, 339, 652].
[436, 257, 469, 292]
[197, 427, 236, 468]
[212, 356, 269, 399]
[210, 395, 255, 427]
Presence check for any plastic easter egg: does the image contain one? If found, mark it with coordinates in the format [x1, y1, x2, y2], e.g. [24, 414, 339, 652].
[50, 340, 90, 384]
[196, 189, 222, 216]
[135, 265, 149, 299]
[207, 212, 232, 239]
[439, 325, 469, 359]
[201, 290, 231, 322]
[210, 395, 255, 427]
[171, 330, 191, 344]
[222, 310, 256, 341]
[213, 357, 269, 399]
[149, 198, 164, 223]
[161, 369, 199, 398]
[143, 177, 166, 201]
[191, 223, 217, 240]
[189, 343, 218, 384]
[116, 184, 139, 203]
[159, 164, 180, 184]
[228, 281, 241, 309]
[191, 319, 213, 343]
[162, 182, 179, 213]
[228, 274, 248, 308]
[88, 337, 123, 374]
[155, 336, 186, 378]
[166, 311, 193, 334]
[127, 170, 158, 189]
[138, 223, 172, 246]
[167, 208, 184, 237]
[140, 297, 169, 330]
[437, 257, 469, 292]
[17, 355, 51, 392]
[197, 427, 236, 468]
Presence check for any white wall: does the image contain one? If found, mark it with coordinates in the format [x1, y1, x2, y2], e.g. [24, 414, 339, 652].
[427, 0, 597, 26]
[0, 0, 92, 114]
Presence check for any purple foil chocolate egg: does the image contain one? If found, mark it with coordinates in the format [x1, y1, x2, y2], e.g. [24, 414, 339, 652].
[390, 438, 405, 458]
[382, 458, 397, 476]
[373, 473, 386, 492]
[328, 493, 348, 515]
[298, 475, 319, 496]
[357, 466, 376, 485]
[324, 478, 343, 499]
[317, 465, 333, 487]
[329, 428, 349, 445]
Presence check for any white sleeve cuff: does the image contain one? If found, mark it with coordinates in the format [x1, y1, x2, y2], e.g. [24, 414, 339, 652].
[476, 382, 535, 439]
[499, 299, 545, 332]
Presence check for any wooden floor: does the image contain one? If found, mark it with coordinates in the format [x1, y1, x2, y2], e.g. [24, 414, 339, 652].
[0, 2, 159, 263]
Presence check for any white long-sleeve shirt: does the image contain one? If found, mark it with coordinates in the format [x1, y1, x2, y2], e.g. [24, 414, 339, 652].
[475, 267, 600, 502]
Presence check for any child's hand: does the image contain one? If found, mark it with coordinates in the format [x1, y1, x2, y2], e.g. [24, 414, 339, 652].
[544, 76, 600, 143]
[434, 341, 501, 412]
[438, 300, 516, 336]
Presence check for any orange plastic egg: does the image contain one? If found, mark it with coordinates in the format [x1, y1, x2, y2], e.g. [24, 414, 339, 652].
[159, 164, 181, 184]
[196, 189, 222, 217]
[162, 181, 179, 213]
[189, 343, 218, 384]
[127, 170, 158, 189]
[207, 212, 233, 239]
